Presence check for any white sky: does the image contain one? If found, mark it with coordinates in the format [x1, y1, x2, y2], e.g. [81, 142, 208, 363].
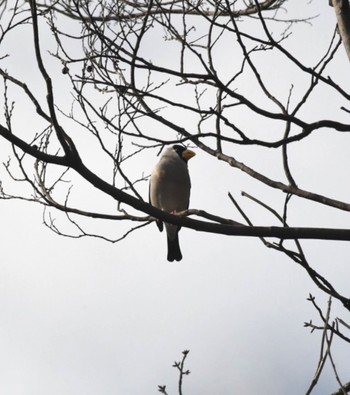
[0, 1, 349, 394]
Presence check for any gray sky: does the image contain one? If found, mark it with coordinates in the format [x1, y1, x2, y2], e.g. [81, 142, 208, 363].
[0, 2, 349, 394]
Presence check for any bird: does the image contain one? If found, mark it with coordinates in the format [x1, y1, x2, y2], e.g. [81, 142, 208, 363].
[149, 145, 196, 262]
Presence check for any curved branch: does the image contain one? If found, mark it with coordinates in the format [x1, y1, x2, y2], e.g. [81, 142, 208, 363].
[0, 124, 67, 166]
[29, 0, 81, 161]
[33, 0, 283, 22]
[215, 151, 350, 212]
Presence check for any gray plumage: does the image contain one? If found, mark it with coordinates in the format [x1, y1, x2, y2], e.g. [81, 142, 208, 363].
[149, 145, 195, 262]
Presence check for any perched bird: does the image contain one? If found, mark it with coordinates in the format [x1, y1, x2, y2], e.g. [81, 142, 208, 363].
[149, 145, 196, 262]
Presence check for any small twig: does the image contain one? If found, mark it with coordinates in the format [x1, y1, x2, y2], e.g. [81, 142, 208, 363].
[158, 385, 169, 395]
[241, 190, 283, 222]
[336, 318, 350, 331]
[228, 192, 253, 226]
[306, 295, 350, 343]
[173, 350, 190, 395]
[326, 323, 347, 395]
[305, 297, 333, 395]
[158, 350, 190, 395]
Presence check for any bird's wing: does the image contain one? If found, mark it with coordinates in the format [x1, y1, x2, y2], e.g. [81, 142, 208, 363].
[149, 166, 164, 232]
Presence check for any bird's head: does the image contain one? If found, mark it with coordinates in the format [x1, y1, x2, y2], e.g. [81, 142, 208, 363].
[172, 145, 196, 163]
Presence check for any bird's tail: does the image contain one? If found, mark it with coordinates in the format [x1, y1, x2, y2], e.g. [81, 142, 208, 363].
[167, 232, 182, 262]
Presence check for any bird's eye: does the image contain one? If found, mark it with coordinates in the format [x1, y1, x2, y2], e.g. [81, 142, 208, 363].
[172, 144, 184, 153]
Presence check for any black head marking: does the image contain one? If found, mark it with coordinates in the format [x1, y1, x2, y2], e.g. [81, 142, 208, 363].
[172, 144, 188, 162]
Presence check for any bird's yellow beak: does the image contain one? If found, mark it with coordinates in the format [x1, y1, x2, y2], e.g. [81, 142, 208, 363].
[182, 149, 196, 160]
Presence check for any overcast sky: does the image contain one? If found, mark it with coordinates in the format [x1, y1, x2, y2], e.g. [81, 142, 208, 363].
[0, 2, 349, 395]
